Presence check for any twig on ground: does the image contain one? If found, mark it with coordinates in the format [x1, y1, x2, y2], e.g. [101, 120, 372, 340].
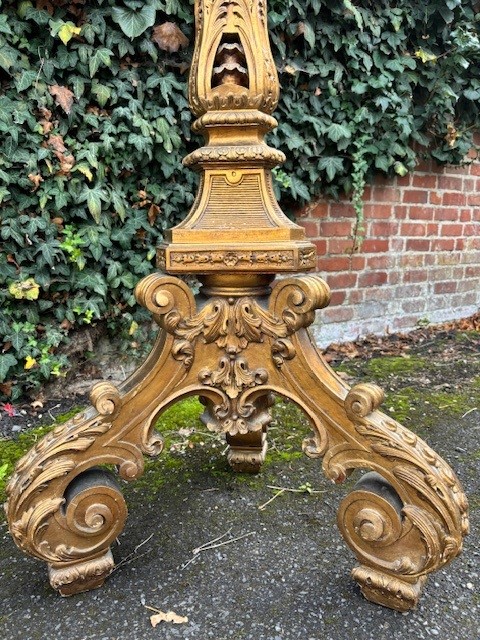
[258, 488, 286, 510]
[47, 403, 61, 422]
[267, 484, 327, 494]
[112, 533, 154, 572]
[180, 528, 255, 570]
[461, 407, 478, 418]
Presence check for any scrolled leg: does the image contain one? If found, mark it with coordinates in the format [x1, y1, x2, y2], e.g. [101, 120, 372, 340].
[47, 468, 127, 596]
[266, 275, 469, 611]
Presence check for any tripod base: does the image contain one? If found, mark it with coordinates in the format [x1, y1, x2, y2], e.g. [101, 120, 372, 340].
[5, 273, 468, 609]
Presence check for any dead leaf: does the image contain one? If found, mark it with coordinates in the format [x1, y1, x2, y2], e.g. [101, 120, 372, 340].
[47, 135, 67, 154]
[49, 85, 74, 114]
[147, 203, 160, 225]
[152, 22, 189, 53]
[150, 610, 188, 627]
[0, 382, 13, 397]
[60, 153, 75, 173]
[31, 398, 44, 410]
[36, 0, 54, 15]
[28, 173, 43, 191]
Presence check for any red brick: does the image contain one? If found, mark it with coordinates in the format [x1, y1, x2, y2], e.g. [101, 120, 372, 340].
[402, 298, 427, 313]
[328, 238, 355, 254]
[403, 270, 428, 283]
[322, 307, 354, 323]
[464, 223, 480, 236]
[401, 254, 425, 267]
[369, 221, 398, 236]
[326, 272, 358, 289]
[372, 186, 400, 202]
[362, 186, 373, 201]
[406, 238, 430, 251]
[358, 271, 388, 287]
[361, 239, 389, 253]
[311, 202, 329, 218]
[346, 291, 363, 306]
[470, 164, 480, 176]
[297, 220, 318, 237]
[393, 205, 408, 219]
[431, 238, 455, 251]
[390, 237, 405, 252]
[415, 159, 432, 172]
[429, 192, 442, 205]
[330, 202, 355, 218]
[464, 178, 475, 191]
[350, 255, 366, 270]
[320, 221, 353, 237]
[412, 174, 437, 189]
[455, 238, 466, 251]
[319, 256, 352, 271]
[388, 271, 401, 284]
[409, 206, 434, 220]
[434, 281, 457, 294]
[442, 192, 466, 206]
[329, 290, 346, 306]
[441, 224, 463, 236]
[396, 175, 411, 187]
[426, 223, 440, 236]
[365, 255, 392, 269]
[467, 194, 480, 206]
[401, 222, 426, 236]
[434, 208, 460, 221]
[363, 204, 394, 219]
[313, 239, 327, 255]
[402, 190, 429, 204]
[438, 176, 463, 190]
[460, 209, 472, 222]
[466, 266, 480, 278]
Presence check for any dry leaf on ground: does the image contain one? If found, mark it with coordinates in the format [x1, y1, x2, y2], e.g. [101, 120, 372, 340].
[150, 610, 188, 627]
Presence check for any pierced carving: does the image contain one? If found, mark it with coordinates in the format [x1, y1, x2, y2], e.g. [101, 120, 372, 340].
[189, 0, 279, 116]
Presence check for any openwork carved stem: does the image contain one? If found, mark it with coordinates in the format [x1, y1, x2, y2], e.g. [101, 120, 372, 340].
[5, 0, 467, 611]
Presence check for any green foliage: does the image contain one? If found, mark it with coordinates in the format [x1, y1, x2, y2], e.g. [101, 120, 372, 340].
[0, 0, 479, 399]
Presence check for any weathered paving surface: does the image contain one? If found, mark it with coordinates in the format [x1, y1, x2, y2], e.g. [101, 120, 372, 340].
[1, 334, 479, 640]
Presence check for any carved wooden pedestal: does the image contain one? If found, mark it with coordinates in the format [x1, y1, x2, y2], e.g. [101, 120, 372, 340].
[5, 0, 468, 612]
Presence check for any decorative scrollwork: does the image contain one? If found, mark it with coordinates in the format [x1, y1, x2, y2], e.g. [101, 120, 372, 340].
[90, 382, 121, 417]
[269, 275, 331, 332]
[199, 355, 268, 399]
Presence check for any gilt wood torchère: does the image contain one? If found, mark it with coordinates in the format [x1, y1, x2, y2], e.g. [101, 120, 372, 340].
[5, 0, 468, 611]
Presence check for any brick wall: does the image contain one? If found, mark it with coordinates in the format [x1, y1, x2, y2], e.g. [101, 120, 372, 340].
[297, 152, 480, 347]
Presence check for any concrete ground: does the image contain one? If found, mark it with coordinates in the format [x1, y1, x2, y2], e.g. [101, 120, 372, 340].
[1, 330, 479, 640]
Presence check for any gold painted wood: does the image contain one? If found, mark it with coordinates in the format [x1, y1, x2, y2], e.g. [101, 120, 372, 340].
[5, 0, 468, 611]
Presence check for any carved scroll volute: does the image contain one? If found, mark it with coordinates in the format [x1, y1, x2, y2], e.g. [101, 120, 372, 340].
[189, 0, 279, 116]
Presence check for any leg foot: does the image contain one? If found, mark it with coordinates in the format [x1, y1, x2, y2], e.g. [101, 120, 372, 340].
[49, 550, 115, 597]
[352, 565, 427, 612]
[226, 430, 267, 473]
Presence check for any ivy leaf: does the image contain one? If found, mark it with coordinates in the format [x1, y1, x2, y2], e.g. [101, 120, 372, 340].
[415, 49, 437, 64]
[0, 42, 18, 72]
[0, 354, 18, 383]
[8, 278, 40, 300]
[91, 81, 111, 107]
[112, 5, 156, 39]
[88, 48, 113, 78]
[318, 156, 344, 181]
[326, 123, 351, 143]
[15, 70, 37, 92]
